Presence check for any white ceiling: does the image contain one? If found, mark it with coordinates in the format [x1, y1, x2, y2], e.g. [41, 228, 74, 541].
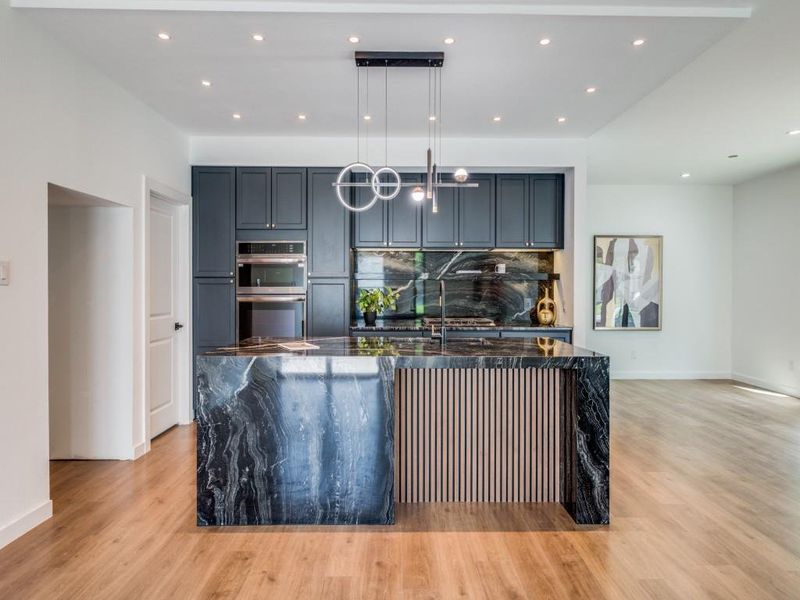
[17, 3, 744, 140]
[15, 0, 799, 184]
[589, 0, 800, 184]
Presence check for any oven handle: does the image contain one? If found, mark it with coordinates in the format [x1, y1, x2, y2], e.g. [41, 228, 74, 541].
[237, 256, 306, 264]
[237, 295, 306, 303]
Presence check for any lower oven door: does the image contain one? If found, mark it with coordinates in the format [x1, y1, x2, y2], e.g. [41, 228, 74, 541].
[237, 295, 305, 341]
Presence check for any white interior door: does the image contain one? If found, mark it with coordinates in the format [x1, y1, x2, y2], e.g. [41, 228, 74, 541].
[149, 196, 181, 437]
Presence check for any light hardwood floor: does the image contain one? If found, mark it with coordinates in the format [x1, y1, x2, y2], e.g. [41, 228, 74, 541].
[1, 380, 799, 599]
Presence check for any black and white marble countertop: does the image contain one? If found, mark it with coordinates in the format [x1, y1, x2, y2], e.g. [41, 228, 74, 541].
[349, 318, 574, 333]
[203, 336, 600, 359]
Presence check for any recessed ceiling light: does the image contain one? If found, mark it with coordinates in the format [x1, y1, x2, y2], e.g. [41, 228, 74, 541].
[681, 172, 691, 178]
[363, 114, 372, 121]
[348, 36, 360, 44]
[429, 115, 437, 121]
[539, 38, 551, 46]
[298, 114, 307, 120]
[232, 113, 242, 120]
[157, 32, 170, 41]
[492, 116, 502, 122]
[585, 87, 597, 94]
[632, 39, 646, 47]
[444, 37, 455, 45]
[201, 80, 212, 87]
[557, 116, 567, 123]
[252, 33, 264, 42]
[788, 129, 800, 136]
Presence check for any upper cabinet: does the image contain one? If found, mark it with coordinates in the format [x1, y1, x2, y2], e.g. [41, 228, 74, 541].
[236, 167, 307, 230]
[496, 174, 564, 249]
[272, 168, 307, 229]
[193, 166, 236, 277]
[353, 173, 423, 248]
[308, 168, 351, 278]
[422, 174, 495, 248]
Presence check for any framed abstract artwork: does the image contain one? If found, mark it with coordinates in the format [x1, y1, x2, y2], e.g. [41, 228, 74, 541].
[594, 235, 662, 331]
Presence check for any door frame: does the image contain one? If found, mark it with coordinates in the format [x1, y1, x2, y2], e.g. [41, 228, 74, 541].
[141, 176, 192, 457]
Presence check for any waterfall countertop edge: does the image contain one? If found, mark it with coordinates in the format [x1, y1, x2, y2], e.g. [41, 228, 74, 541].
[199, 336, 604, 360]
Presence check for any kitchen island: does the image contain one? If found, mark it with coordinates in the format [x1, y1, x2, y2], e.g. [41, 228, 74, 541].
[196, 336, 609, 527]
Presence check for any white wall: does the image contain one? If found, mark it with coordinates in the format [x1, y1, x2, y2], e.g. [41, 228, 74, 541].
[0, 4, 189, 549]
[585, 185, 733, 378]
[732, 165, 800, 397]
[48, 205, 134, 459]
[191, 135, 590, 343]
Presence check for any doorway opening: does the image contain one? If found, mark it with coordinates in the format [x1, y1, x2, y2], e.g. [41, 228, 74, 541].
[48, 184, 134, 459]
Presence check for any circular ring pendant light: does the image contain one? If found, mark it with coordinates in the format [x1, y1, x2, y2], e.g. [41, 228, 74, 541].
[371, 166, 402, 200]
[335, 162, 379, 212]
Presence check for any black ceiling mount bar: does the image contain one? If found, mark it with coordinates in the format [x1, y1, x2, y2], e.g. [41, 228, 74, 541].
[354, 51, 445, 68]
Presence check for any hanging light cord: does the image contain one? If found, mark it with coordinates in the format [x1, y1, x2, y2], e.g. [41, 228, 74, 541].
[356, 67, 361, 163]
[385, 63, 389, 167]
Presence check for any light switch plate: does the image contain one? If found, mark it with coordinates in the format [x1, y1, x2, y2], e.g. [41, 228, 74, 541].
[0, 260, 9, 286]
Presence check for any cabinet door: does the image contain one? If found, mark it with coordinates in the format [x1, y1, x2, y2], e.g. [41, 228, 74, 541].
[236, 167, 271, 230]
[388, 174, 423, 248]
[352, 172, 388, 248]
[495, 175, 528, 248]
[530, 175, 564, 249]
[307, 279, 350, 337]
[308, 168, 351, 278]
[422, 185, 458, 248]
[459, 174, 495, 248]
[193, 167, 236, 277]
[193, 278, 235, 347]
[272, 167, 307, 229]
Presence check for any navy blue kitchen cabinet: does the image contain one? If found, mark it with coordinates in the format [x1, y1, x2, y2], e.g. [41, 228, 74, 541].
[495, 175, 528, 248]
[236, 167, 306, 230]
[496, 174, 564, 249]
[422, 174, 495, 248]
[353, 173, 423, 248]
[421, 184, 458, 248]
[308, 279, 350, 337]
[193, 166, 236, 277]
[458, 174, 495, 248]
[352, 172, 387, 247]
[530, 175, 563, 248]
[308, 168, 351, 278]
[193, 277, 236, 348]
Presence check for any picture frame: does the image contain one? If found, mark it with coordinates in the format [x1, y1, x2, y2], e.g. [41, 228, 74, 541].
[593, 235, 663, 331]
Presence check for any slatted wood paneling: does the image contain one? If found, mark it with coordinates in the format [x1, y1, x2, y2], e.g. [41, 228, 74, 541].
[395, 368, 561, 503]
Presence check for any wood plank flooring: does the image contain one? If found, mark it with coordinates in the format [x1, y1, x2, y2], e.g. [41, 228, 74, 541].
[1, 380, 799, 599]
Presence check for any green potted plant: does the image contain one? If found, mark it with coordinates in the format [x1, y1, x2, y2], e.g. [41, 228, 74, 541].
[356, 287, 400, 326]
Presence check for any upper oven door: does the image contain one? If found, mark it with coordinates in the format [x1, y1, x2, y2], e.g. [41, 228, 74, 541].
[237, 256, 307, 294]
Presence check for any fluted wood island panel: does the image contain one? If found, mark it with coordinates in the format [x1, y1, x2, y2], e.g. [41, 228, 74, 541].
[396, 368, 561, 503]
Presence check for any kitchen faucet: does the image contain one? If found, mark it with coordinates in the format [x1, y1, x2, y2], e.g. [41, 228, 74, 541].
[438, 280, 447, 346]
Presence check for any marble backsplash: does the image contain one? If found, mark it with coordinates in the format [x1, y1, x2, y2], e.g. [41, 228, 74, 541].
[353, 250, 556, 324]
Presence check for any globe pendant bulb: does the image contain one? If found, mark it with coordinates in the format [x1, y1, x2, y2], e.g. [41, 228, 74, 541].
[454, 168, 469, 183]
[411, 186, 425, 202]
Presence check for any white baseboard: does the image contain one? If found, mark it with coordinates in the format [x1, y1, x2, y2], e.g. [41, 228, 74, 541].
[133, 441, 148, 460]
[611, 371, 731, 380]
[731, 372, 800, 398]
[0, 500, 53, 550]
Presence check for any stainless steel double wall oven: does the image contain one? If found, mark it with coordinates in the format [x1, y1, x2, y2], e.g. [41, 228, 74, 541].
[235, 241, 306, 340]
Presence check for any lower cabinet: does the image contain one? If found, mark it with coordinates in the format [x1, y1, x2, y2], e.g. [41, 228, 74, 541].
[307, 279, 351, 337]
[500, 330, 572, 343]
[193, 278, 236, 348]
[445, 330, 501, 339]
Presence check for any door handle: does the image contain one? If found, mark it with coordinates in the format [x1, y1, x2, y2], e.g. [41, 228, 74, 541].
[174, 322, 184, 331]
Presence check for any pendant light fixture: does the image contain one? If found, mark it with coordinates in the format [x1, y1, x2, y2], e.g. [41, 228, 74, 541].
[333, 52, 476, 212]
